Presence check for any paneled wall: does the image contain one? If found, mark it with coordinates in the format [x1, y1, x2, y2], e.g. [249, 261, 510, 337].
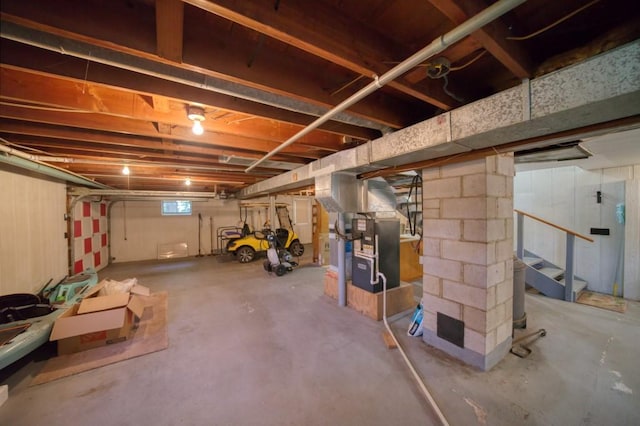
[0, 169, 67, 295]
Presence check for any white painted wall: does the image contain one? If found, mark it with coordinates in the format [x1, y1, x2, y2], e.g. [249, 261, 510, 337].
[514, 164, 640, 300]
[109, 195, 314, 263]
[0, 169, 68, 295]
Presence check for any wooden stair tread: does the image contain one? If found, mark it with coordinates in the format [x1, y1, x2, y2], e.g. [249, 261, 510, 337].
[536, 266, 564, 279]
[558, 277, 588, 293]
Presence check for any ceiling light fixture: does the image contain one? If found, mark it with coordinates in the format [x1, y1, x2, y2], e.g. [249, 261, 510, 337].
[188, 105, 205, 136]
[185, 178, 191, 186]
[122, 165, 130, 175]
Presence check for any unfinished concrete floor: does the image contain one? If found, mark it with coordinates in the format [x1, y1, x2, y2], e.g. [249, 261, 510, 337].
[1, 252, 638, 425]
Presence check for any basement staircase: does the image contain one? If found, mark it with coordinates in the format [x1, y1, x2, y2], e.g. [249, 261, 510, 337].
[522, 249, 588, 302]
[515, 209, 594, 302]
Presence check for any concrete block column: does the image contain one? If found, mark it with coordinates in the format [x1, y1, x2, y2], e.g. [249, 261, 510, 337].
[421, 153, 514, 370]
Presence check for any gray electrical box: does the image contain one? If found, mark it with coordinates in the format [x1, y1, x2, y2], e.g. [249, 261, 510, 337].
[351, 218, 399, 293]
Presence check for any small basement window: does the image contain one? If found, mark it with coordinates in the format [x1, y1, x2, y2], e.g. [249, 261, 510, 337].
[161, 200, 192, 216]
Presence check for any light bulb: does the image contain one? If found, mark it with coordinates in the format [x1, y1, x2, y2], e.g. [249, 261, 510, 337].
[192, 120, 204, 135]
[185, 178, 191, 186]
[122, 165, 130, 175]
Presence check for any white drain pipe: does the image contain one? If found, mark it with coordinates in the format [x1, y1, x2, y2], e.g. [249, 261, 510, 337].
[245, 0, 526, 172]
[0, 143, 110, 189]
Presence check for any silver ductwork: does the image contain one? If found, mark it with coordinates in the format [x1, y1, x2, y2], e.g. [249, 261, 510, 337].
[358, 177, 397, 213]
[315, 173, 396, 213]
[315, 173, 360, 213]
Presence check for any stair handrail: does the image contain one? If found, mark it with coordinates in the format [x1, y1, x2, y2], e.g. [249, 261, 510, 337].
[515, 209, 593, 302]
[514, 209, 594, 243]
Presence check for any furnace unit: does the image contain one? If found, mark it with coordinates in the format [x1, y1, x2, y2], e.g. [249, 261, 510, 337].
[351, 218, 400, 293]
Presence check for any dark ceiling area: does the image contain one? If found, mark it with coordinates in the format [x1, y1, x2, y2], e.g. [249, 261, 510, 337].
[1, 0, 638, 195]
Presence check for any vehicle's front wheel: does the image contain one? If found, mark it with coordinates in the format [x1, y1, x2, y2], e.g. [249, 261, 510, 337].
[237, 246, 256, 263]
[289, 240, 304, 257]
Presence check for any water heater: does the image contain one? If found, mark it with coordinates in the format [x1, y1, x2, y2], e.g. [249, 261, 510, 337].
[351, 218, 400, 293]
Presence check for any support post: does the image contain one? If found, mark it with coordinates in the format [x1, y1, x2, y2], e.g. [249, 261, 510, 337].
[516, 211, 524, 259]
[565, 234, 575, 301]
[338, 213, 346, 307]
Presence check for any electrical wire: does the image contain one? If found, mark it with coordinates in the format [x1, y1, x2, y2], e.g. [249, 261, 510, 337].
[331, 74, 366, 96]
[506, 0, 601, 41]
[449, 50, 487, 71]
[441, 75, 464, 103]
[406, 174, 423, 237]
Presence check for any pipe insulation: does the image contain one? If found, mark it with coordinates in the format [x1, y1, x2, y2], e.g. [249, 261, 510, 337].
[0, 143, 111, 189]
[245, 0, 527, 172]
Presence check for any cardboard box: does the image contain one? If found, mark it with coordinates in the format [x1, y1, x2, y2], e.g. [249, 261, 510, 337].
[49, 280, 148, 355]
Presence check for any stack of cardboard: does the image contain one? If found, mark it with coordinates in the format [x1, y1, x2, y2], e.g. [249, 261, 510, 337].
[49, 280, 150, 355]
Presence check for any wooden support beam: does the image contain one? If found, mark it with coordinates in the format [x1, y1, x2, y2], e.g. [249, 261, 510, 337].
[0, 41, 379, 141]
[428, 0, 532, 79]
[185, 0, 458, 110]
[156, 0, 184, 63]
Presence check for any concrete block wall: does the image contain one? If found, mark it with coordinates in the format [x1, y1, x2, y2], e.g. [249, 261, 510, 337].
[421, 153, 514, 370]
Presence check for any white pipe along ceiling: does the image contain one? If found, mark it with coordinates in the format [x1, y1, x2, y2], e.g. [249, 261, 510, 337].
[244, 0, 528, 172]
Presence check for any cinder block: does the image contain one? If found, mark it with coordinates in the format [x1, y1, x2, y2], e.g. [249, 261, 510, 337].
[485, 155, 497, 174]
[487, 286, 497, 310]
[496, 319, 512, 343]
[442, 198, 487, 219]
[505, 217, 514, 239]
[462, 174, 486, 197]
[505, 299, 514, 322]
[423, 256, 462, 281]
[464, 264, 488, 288]
[485, 329, 498, 354]
[497, 197, 513, 218]
[463, 305, 487, 333]
[487, 261, 506, 287]
[442, 240, 488, 265]
[423, 239, 441, 257]
[423, 219, 462, 240]
[496, 239, 514, 262]
[423, 274, 441, 296]
[488, 174, 507, 197]
[492, 302, 506, 329]
[423, 199, 440, 208]
[422, 168, 441, 180]
[486, 242, 497, 265]
[441, 158, 485, 177]
[423, 293, 462, 319]
[463, 220, 486, 242]
[487, 219, 506, 242]
[443, 280, 487, 310]
[496, 279, 514, 305]
[464, 327, 487, 354]
[424, 209, 440, 219]
[496, 153, 515, 176]
[423, 310, 437, 332]
[423, 177, 461, 199]
[506, 177, 514, 197]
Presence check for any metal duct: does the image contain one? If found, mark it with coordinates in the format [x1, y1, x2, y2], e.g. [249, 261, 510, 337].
[314, 173, 360, 213]
[358, 177, 397, 213]
[315, 173, 397, 213]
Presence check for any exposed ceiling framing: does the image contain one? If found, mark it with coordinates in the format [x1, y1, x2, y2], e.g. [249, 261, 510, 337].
[1, 0, 638, 194]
